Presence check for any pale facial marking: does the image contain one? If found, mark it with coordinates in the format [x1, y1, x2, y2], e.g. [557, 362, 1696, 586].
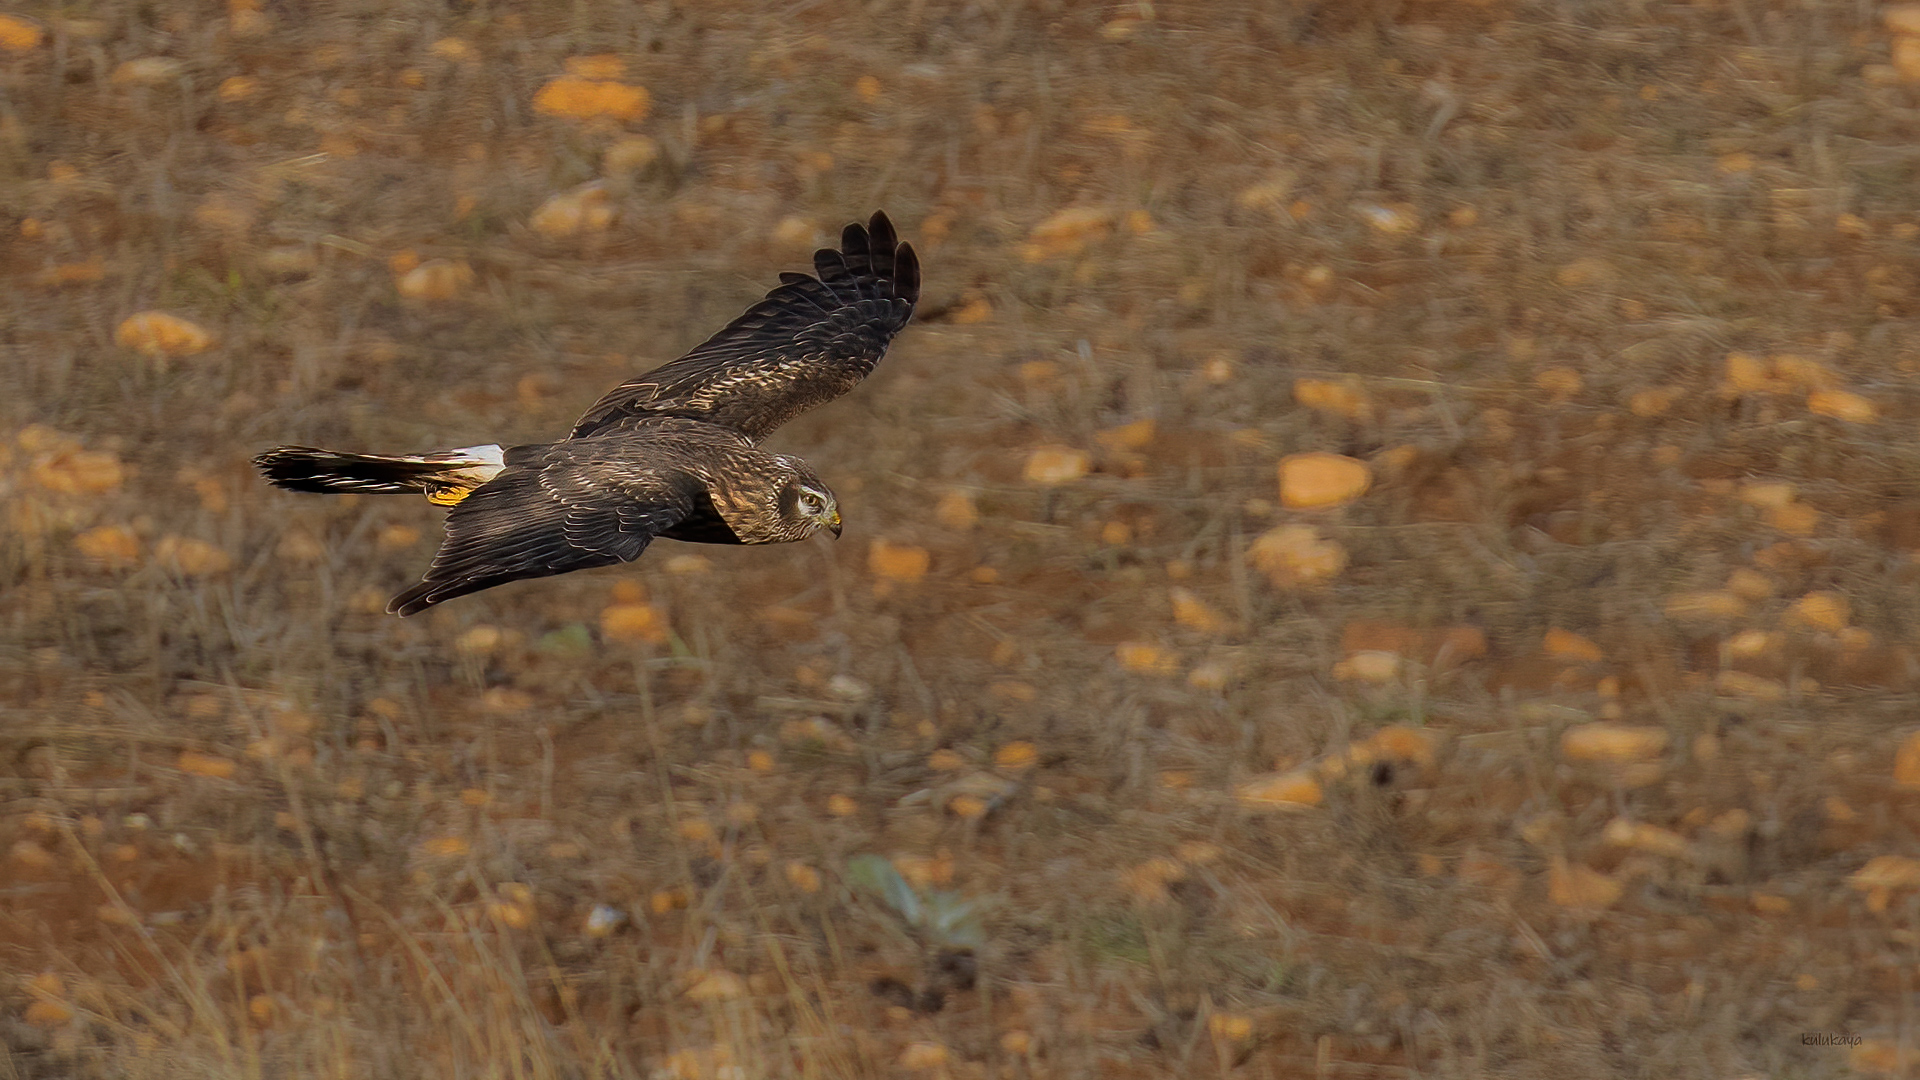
[794, 482, 841, 536]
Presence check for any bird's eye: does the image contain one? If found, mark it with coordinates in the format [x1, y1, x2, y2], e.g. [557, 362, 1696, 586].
[801, 493, 822, 513]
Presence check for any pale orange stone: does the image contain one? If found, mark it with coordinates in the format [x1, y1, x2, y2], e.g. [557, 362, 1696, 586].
[1095, 418, 1155, 451]
[1235, 769, 1323, 810]
[73, 526, 140, 566]
[1168, 587, 1230, 635]
[950, 294, 993, 323]
[429, 37, 475, 61]
[395, 259, 474, 301]
[1722, 629, 1777, 660]
[533, 76, 650, 122]
[1725, 567, 1775, 600]
[1548, 858, 1622, 909]
[1894, 730, 1920, 790]
[1721, 351, 1777, 393]
[1292, 378, 1372, 420]
[111, 57, 184, 84]
[1208, 1013, 1255, 1040]
[421, 836, 468, 857]
[482, 687, 533, 712]
[1356, 202, 1419, 234]
[1601, 818, 1690, 858]
[769, 216, 815, 247]
[1715, 671, 1785, 701]
[1332, 650, 1399, 683]
[1543, 628, 1603, 663]
[869, 539, 930, 583]
[23, 1000, 72, 1027]
[1736, 481, 1797, 509]
[1627, 386, 1682, 417]
[1561, 723, 1668, 764]
[116, 312, 213, 358]
[530, 183, 614, 238]
[601, 602, 668, 644]
[685, 970, 746, 1001]
[1786, 590, 1850, 631]
[1363, 725, 1439, 767]
[0, 14, 45, 51]
[993, 741, 1038, 770]
[899, 1042, 949, 1069]
[1770, 353, 1836, 388]
[32, 450, 124, 494]
[1114, 641, 1177, 676]
[1807, 388, 1878, 423]
[1851, 1040, 1905, 1075]
[602, 135, 658, 176]
[217, 76, 260, 101]
[1024, 207, 1112, 259]
[1849, 854, 1920, 891]
[1186, 661, 1229, 691]
[1895, 36, 1920, 82]
[1764, 502, 1820, 536]
[784, 861, 821, 893]
[1555, 257, 1614, 287]
[1246, 523, 1348, 586]
[1277, 452, 1370, 508]
[455, 624, 502, 655]
[176, 750, 236, 778]
[154, 536, 232, 576]
[9, 838, 58, 869]
[1887, 4, 1920, 35]
[1023, 445, 1089, 485]
[1535, 366, 1583, 401]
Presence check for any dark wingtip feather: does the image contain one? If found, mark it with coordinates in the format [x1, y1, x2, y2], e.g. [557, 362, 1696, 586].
[253, 446, 333, 492]
[867, 210, 898, 254]
[863, 211, 918, 308]
[387, 583, 436, 617]
[893, 239, 920, 308]
[388, 575, 490, 616]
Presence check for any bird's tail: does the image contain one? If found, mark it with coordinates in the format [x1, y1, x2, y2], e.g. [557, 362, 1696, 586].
[253, 444, 507, 506]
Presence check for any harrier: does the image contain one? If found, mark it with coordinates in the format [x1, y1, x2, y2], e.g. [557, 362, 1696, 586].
[255, 212, 919, 616]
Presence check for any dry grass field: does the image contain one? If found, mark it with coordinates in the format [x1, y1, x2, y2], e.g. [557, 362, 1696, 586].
[9, 0, 1920, 1076]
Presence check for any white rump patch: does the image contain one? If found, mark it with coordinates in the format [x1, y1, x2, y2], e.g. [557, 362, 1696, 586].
[449, 444, 505, 467]
[433, 444, 505, 485]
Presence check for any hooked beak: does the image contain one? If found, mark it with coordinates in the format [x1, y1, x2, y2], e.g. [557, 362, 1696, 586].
[828, 508, 842, 538]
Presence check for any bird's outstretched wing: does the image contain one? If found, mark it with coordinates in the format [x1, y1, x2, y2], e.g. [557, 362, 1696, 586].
[570, 211, 920, 442]
[388, 447, 694, 616]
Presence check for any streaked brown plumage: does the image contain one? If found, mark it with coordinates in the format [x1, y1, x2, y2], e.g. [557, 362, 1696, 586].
[253, 212, 918, 616]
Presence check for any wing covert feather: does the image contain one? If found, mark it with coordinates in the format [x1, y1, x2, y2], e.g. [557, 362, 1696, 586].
[388, 448, 695, 616]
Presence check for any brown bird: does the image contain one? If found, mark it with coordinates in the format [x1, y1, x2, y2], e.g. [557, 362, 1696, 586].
[254, 211, 919, 616]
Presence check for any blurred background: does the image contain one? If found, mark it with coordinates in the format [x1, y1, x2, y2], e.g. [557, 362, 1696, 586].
[5, 1, 1920, 1076]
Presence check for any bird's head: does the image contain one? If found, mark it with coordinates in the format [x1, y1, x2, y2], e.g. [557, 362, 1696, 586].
[774, 458, 841, 540]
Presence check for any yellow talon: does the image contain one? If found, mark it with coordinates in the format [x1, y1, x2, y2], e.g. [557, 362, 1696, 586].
[426, 485, 474, 507]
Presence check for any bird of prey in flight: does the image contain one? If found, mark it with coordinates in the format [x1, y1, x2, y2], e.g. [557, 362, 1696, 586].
[255, 212, 919, 616]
